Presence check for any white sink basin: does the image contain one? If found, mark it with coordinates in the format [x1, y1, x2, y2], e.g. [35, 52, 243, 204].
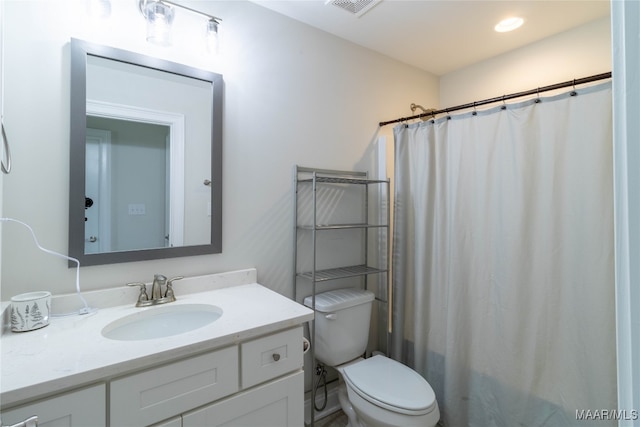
[102, 304, 223, 341]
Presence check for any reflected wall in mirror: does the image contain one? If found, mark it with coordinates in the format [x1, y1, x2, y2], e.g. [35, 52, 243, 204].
[69, 39, 222, 266]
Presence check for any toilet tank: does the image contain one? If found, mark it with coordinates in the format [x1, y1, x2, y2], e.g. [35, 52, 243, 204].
[304, 288, 375, 367]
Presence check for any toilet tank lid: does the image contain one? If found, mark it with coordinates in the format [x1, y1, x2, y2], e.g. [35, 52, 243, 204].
[304, 288, 375, 313]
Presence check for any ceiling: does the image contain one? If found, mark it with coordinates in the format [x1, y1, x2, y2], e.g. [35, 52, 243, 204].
[250, 0, 610, 76]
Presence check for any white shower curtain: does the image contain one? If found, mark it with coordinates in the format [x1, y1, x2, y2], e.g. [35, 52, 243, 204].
[391, 83, 617, 427]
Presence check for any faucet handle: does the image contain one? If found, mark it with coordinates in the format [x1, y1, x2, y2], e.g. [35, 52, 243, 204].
[127, 282, 149, 304]
[164, 276, 184, 300]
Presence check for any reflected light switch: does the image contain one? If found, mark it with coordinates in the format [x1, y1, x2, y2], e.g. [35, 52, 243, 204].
[128, 203, 146, 215]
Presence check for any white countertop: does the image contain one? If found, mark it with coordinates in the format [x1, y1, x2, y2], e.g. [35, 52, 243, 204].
[0, 269, 314, 409]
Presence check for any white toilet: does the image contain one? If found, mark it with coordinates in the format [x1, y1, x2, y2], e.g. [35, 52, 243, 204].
[304, 288, 440, 427]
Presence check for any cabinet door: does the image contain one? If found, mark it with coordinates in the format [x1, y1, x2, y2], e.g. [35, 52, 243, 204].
[183, 371, 303, 427]
[0, 384, 105, 427]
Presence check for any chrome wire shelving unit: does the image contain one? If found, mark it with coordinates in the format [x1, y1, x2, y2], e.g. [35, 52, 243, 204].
[293, 165, 390, 426]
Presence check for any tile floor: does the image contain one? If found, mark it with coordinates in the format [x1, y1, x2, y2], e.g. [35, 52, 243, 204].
[312, 410, 446, 427]
[313, 410, 348, 427]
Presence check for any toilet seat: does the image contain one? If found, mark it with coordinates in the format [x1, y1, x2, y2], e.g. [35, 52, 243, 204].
[341, 355, 437, 416]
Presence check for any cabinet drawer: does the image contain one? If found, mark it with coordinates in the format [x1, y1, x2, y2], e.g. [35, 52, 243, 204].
[110, 346, 238, 427]
[1, 384, 105, 427]
[241, 327, 303, 389]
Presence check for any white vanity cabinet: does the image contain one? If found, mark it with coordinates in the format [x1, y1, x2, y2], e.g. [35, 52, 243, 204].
[1, 274, 314, 427]
[1, 327, 304, 427]
[111, 326, 304, 427]
[182, 327, 305, 426]
[0, 384, 106, 427]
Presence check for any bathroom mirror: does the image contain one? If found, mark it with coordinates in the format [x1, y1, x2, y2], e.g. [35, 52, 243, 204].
[69, 38, 222, 266]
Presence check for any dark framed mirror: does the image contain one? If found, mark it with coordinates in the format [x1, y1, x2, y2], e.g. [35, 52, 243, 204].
[69, 38, 222, 266]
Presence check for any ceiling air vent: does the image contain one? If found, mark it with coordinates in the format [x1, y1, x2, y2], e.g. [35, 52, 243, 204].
[326, 0, 382, 18]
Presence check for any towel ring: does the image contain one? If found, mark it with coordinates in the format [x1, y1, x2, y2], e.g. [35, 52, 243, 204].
[1, 120, 11, 174]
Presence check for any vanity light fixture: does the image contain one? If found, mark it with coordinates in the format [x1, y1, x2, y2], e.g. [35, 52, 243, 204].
[494, 16, 524, 33]
[139, 0, 221, 50]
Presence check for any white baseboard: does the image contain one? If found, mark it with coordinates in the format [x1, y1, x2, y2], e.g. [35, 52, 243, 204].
[304, 380, 341, 425]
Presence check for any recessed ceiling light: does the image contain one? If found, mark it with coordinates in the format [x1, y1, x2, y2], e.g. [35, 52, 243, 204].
[495, 17, 524, 33]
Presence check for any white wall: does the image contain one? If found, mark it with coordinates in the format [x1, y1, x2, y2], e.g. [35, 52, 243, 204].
[611, 1, 640, 423]
[0, 0, 438, 301]
[440, 17, 611, 107]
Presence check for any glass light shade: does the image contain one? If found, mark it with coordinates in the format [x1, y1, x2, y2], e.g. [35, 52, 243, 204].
[206, 20, 219, 54]
[144, 1, 175, 46]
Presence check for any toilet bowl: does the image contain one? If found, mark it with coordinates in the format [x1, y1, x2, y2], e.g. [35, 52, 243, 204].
[304, 288, 440, 427]
[336, 355, 439, 427]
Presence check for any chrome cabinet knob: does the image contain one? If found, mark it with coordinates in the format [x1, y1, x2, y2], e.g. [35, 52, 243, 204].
[272, 353, 281, 362]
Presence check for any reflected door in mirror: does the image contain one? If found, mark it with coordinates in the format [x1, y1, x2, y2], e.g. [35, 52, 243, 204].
[86, 119, 172, 253]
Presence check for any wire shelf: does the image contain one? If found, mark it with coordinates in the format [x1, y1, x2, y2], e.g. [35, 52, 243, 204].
[294, 166, 391, 427]
[297, 223, 388, 230]
[298, 176, 388, 185]
[297, 264, 388, 282]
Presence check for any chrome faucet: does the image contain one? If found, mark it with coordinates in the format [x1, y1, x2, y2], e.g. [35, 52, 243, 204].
[127, 274, 184, 307]
[151, 274, 167, 300]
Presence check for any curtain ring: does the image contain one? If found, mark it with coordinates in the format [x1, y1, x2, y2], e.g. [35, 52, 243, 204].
[472, 101, 478, 116]
[501, 95, 507, 110]
[570, 79, 578, 96]
[1, 120, 11, 174]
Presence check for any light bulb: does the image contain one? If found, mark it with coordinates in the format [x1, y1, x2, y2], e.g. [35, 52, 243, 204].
[494, 17, 524, 33]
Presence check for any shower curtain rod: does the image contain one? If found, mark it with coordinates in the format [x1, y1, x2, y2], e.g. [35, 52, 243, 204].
[378, 71, 612, 127]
